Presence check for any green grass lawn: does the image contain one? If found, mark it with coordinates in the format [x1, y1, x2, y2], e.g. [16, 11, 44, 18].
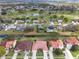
[2, 9, 79, 23]
[1, 9, 79, 36]
[6, 50, 79, 59]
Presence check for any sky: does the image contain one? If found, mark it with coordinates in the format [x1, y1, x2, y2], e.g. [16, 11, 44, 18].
[0, 0, 79, 3]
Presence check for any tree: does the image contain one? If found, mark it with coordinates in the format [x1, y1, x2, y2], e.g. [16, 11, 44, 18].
[0, 46, 6, 57]
[59, 15, 64, 19]
[31, 9, 38, 12]
[71, 45, 79, 51]
[0, 17, 4, 23]
[15, 15, 25, 20]
[53, 49, 63, 55]
[63, 17, 69, 23]
[53, 15, 57, 19]
[53, 14, 58, 21]
[48, 12, 52, 15]
[39, 10, 44, 14]
[39, 16, 44, 19]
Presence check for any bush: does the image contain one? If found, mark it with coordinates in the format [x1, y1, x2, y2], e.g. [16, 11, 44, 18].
[53, 49, 63, 55]
[63, 17, 69, 23]
[59, 15, 64, 19]
[31, 9, 38, 11]
[39, 10, 44, 14]
[0, 46, 6, 57]
[70, 45, 79, 51]
[53, 15, 57, 19]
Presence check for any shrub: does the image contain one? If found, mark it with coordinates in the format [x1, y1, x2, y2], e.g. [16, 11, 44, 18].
[59, 15, 64, 19]
[31, 9, 38, 11]
[53, 15, 57, 19]
[63, 17, 69, 23]
[0, 46, 6, 57]
[53, 49, 63, 55]
[39, 10, 44, 14]
[70, 45, 79, 51]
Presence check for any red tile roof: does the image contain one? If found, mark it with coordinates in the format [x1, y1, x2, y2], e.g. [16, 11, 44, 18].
[0, 40, 14, 49]
[49, 40, 64, 48]
[32, 40, 48, 51]
[64, 37, 79, 45]
[6, 41, 14, 49]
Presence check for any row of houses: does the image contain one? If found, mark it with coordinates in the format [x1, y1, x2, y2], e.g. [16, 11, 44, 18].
[0, 19, 79, 32]
[0, 3, 79, 15]
[0, 37, 79, 59]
